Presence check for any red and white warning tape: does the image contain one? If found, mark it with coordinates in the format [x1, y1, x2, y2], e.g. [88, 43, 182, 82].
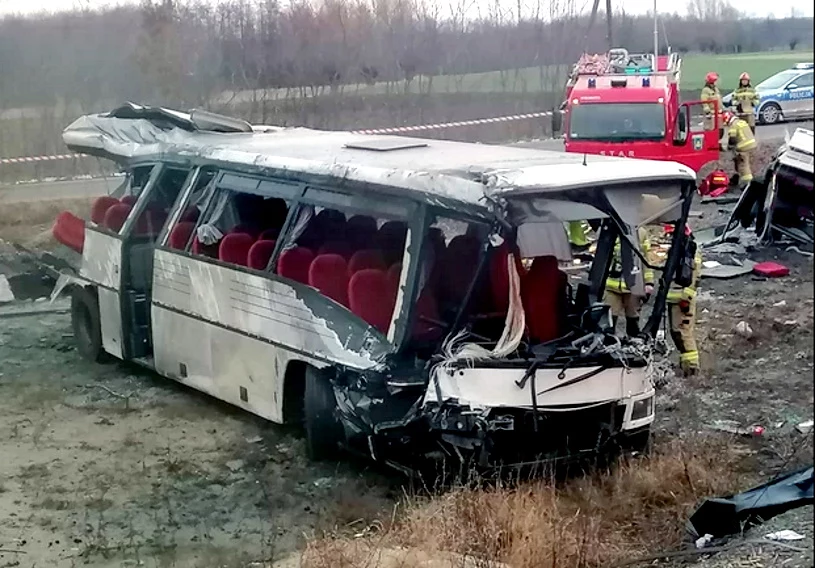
[350, 110, 555, 135]
[0, 153, 79, 165]
[0, 108, 558, 166]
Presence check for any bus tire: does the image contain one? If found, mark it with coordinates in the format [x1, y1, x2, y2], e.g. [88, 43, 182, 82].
[303, 367, 342, 461]
[70, 286, 108, 363]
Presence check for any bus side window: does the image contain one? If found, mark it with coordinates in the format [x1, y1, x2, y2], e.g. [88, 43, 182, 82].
[131, 167, 191, 241]
[171, 185, 292, 269]
[164, 169, 217, 252]
[274, 204, 410, 329]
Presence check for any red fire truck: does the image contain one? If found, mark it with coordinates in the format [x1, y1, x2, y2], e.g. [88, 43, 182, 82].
[562, 48, 721, 173]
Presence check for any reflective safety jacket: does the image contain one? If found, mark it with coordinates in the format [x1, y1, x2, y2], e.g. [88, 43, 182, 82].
[606, 228, 654, 294]
[732, 85, 760, 114]
[701, 84, 722, 116]
[667, 249, 702, 304]
[728, 118, 757, 152]
[567, 220, 590, 247]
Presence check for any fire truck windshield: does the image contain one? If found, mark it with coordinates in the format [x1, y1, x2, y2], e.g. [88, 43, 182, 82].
[569, 103, 666, 142]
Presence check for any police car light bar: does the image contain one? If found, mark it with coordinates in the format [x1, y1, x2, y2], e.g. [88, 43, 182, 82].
[793, 62, 814, 70]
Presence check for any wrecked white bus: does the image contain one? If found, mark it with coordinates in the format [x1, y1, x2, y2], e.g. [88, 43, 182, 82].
[52, 104, 697, 474]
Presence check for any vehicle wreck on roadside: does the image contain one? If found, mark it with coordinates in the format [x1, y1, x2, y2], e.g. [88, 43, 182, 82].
[52, 103, 697, 476]
[718, 127, 814, 249]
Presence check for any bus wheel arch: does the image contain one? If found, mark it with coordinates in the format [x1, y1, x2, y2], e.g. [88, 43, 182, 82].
[282, 360, 344, 461]
[70, 284, 109, 363]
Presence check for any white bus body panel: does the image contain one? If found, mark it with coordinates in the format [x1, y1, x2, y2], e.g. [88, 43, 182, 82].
[424, 365, 655, 431]
[80, 229, 124, 359]
[150, 250, 386, 423]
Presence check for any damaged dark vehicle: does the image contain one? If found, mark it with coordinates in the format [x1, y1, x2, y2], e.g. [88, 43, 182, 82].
[720, 127, 814, 249]
[52, 103, 698, 475]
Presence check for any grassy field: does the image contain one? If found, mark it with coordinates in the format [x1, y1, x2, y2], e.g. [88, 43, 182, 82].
[216, 50, 814, 104]
[683, 50, 814, 91]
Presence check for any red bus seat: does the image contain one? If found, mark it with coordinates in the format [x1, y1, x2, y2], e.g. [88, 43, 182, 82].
[277, 246, 315, 285]
[348, 269, 396, 334]
[168, 222, 195, 250]
[219, 233, 255, 266]
[103, 203, 132, 232]
[247, 240, 276, 270]
[348, 249, 386, 275]
[520, 255, 567, 343]
[90, 196, 119, 225]
[309, 254, 350, 307]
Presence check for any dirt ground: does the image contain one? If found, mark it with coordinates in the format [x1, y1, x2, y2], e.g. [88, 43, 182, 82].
[0, 143, 812, 567]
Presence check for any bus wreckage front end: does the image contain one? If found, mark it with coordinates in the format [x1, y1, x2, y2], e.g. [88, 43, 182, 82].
[330, 162, 695, 474]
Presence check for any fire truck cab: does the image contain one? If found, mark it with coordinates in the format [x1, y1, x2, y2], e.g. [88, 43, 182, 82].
[563, 49, 720, 173]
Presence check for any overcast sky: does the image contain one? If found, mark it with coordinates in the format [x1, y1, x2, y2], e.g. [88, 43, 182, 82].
[0, 0, 812, 18]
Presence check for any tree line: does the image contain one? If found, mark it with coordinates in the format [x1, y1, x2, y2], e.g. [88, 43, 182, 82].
[0, 0, 811, 111]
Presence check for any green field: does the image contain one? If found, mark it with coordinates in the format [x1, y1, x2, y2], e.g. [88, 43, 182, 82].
[682, 50, 814, 92]
[214, 50, 814, 105]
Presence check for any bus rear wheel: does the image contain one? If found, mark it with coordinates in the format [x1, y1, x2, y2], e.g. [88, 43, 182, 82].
[71, 287, 109, 363]
[303, 367, 343, 461]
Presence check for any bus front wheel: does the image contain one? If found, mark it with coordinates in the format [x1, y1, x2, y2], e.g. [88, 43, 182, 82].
[70, 287, 108, 363]
[303, 367, 343, 461]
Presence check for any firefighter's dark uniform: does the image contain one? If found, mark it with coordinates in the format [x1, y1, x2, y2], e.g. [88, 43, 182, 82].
[604, 228, 654, 337]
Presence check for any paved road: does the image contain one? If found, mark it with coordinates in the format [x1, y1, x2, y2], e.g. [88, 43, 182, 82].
[1, 119, 810, 202]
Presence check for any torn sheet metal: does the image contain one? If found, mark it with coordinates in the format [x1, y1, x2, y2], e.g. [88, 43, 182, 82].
[701, 259, 756, 279]
[688, 465, 814, 539]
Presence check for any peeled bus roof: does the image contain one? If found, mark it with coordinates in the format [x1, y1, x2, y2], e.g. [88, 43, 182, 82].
[63, 105, 696, 209]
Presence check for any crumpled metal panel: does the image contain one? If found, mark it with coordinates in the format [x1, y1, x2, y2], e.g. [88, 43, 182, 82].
[151, 250, 392, 370]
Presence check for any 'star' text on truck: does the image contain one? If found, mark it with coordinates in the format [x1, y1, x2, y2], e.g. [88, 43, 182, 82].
[562, 48, 721, 174]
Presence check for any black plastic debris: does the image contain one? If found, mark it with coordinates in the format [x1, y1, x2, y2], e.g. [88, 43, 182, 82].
[688, 465, 814, 539]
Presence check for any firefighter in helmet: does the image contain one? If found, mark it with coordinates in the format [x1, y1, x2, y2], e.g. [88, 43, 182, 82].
[666, 225, 702, 376]
[731, 72, 760, 133]
[701, 72, 723, 132]
[722, 111, 758, 188]
[604, 227, 654, 338]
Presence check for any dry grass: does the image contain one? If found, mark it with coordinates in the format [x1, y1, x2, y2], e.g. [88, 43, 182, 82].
[302, 436, 748, 568]
[0, 196, 92, 247]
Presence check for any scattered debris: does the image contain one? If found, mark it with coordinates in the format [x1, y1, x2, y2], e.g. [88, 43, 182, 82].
[225, 459, 245, 473]
[313, 477, 335, 489]
[246, 435, 263, 444]
[702, 260, 722, 269]
[773, 300, 787, 307]
[701, 195, 739, 205]
[753, 261, 790, 278]
[796, 420, 814, 434]
[688, 465, 814, 539]
[765, 530, 806, 541]
[786, 245, 814, 258]
[0, 275, 13, 303]
[735, 321, 754, 338]
[695, 533, 714, 549]
[709, 419, 765, 437]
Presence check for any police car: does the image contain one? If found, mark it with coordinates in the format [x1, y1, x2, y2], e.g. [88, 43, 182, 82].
[723, 62, 814, 125]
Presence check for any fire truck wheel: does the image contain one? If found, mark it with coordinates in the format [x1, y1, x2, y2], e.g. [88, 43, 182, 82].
[70, 286, 109, 363]
[303, 367, 343, 461]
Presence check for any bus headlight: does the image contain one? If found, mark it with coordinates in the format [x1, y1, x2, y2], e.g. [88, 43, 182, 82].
[631, 396, 654, 421]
